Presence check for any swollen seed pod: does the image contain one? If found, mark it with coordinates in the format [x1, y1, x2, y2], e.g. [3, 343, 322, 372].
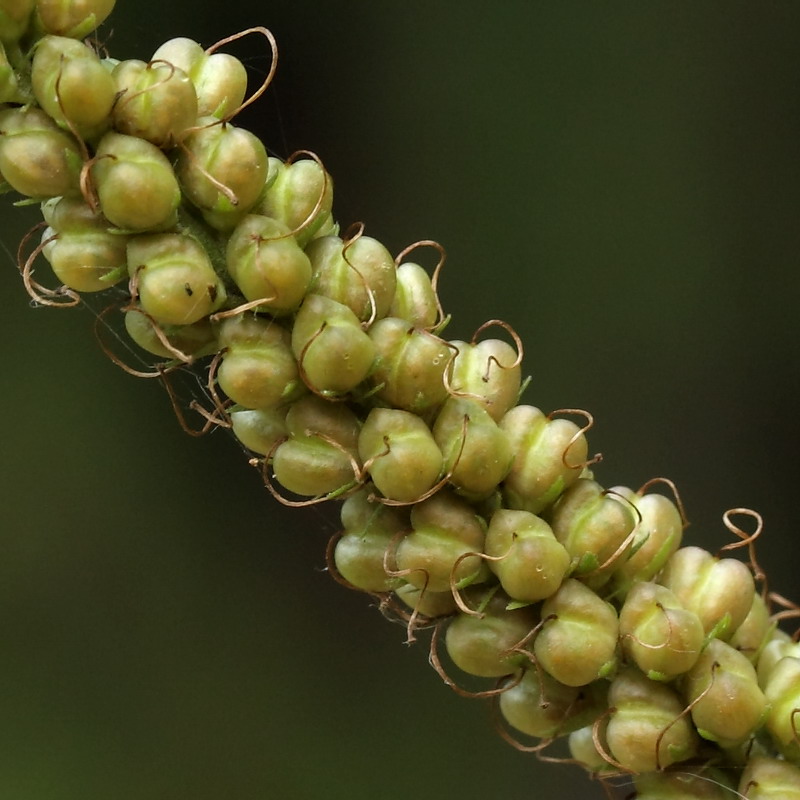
[433, 397, 513, 499]
[756, 631, 799, 686]
[683, 638, 768, 750]
[500, 405, 588, 514]
[127, 232, 226, 325]
[730, 593, 775, 665]
[152, 37, 248, 120]
[0, 42, 25, 103]
[123, 307, 217, 360]
[226, 215, 312, 315]
[618, 582, 704, 681]
[568, 724, 613, 775]
[394, 489, 488, 592]
[39, 196, 127, 291]
[390, 261, 439, 330]
[394, 584, 458, 619]
[31, 35, 116, 140]
[34, 0, 114, 38]
[608, 486, 684, 594]
[659, 545, 755, 639]
[217, 315, 302, 410]
[176, 119, 268, 231]
[291, 294, 376, 396]
[762, 656, 800, 761]
[533, 579, 619, 687]
[92, 133, 181, 231]
[739, 756, 800, 799]
[112, 59, 197, 147]
[0, 0, 34, 43]
[368, 317, 450, 415]
[447, 336, 521, 422]
[605, 667, 699, 773]
[483, 508, 570, 603]
[358, 408, 444, 504]
[229, 406, 287, 457]
[634, 768, 738, 799]
[0, 106, 81, 198]
[549, 478, 636, 586]
[306, 234, 396, 322]
[499, 668, 606, 740]
[257, 157, 336, 247]
[444, 592, 536, 678]
[271, 395, 361, 498]
[333, 488, 407, 593]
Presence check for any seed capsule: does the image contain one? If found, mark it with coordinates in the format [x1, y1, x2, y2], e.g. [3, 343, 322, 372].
[394, 489, 488, 592]
[306, 234, 396, 321]
[659, 546, 755, 639]
[394, 584, 458, 618]
[229, 407, 287, 456]
[618, 581, 704, 681]
[684, 638, 768, 749]
[152, 37, 247, 119]
[358, 408, 443, 504]
[271, 395, 361, 497]
[127, 232, 226, 325]
[92, 132, 181, 231]
[534, 579, 619, 687]
[500, 405, 587, 514]
[217, 314, 302, 410]
[634, 768, 738, 799]
[226, 215, 312, 315]
[0, 0, 34, 43]
[729, 592, 775, 665]
[390, 261, 439, 329]
[756, 631, 799, 686]
[0, 106, 81, 198]
[483, 508, 570, 603]
[444, 592, 536, 678]
[35, 0, 115, 39]
[176, 119, 268, 230]
[763, 655, 800, 761]
[124, 307, 217, 360]
[739, 756, 800, 799]
[606, 667, 698, 773]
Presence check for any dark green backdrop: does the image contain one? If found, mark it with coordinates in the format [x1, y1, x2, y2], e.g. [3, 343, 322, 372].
[1, 3, 799, 799]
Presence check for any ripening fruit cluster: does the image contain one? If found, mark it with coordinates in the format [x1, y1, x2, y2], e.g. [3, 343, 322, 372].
[2, 3, 799, 797]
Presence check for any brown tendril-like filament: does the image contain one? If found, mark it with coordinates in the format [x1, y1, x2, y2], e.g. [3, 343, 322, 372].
[18, 224, 81, 308]
[294, 320, 350, 404]
[636, 476, 690, 530]
[52, 56, 92, 163]
[339, 221, 378, 328]
[174, 136, 240, 207]
[549, 408, 603, 471]
[393, 239, 449, 332]
[768, 592, 800, 639]
[114, 59, 178, 113]
[159, 367, 226, 437]
[470, 318, 525, 378]
[447, 547, 510, 618]
[719, 507, 767, 594]
[123, 304, 195, 364]
[590, 710, 630, 774]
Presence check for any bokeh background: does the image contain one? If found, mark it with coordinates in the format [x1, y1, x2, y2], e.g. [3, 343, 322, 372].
[2, 3, 799, 798]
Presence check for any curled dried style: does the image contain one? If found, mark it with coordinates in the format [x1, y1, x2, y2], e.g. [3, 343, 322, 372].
[1, 3, 799, 798]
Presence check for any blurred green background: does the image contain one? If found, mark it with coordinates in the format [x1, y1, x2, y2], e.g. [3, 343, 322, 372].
[2, 3, 799, 798]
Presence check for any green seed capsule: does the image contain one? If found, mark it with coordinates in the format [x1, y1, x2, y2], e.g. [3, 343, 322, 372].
[217, 314, 302, 410]
[729, 592, 775, 665]
[433, 396, 513, 499]
[0, 0, 34, 43]
[358, 408, 443, 504]
[394, 489, 488, 592]
[127, 232, 226, 325]
[257, 157, 335, 247]
[618, 581, 704, 681]
[659, 546, 755, 640]
[124, 307, 217, 360]
[483, 508, 570, 603]
[444, 592, 536, 678]
[152, 37, 247, 119]
[0, 106, 81, 198]
[683, 638, 768, 750]
[606, 667, 698, 773]
[763, 656, 800, 761]
[112, 58, 197, 147]
[35, 0, 114, 39]
[306, 234, 396, 322]
[176, 119, 268, 230]
[333, 488, 407, 593]
[0, 41, 25, 103]
[394, 584, 458, 619]
[31, 35, 116, 140]
[500, 405, 588, 514]
[608, 486, 684, 595]
[635, 767, 738, 799]
[271, 395, 361, 497]
[226, 215, 312, 315]
[447, 337, 521, 422]
[534, 578, 619, 687]
[390, 262, 439, 329]
[549, 478, 636, 586]
[39, 196, 127, 291]
[499, 667, 606, 740]
[756, 631, 798, 687]
[229, 406, 287, 456]
[739, 756, 800, 799]
[92, 132, 181, 231]
[291, 294, 376, 396]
